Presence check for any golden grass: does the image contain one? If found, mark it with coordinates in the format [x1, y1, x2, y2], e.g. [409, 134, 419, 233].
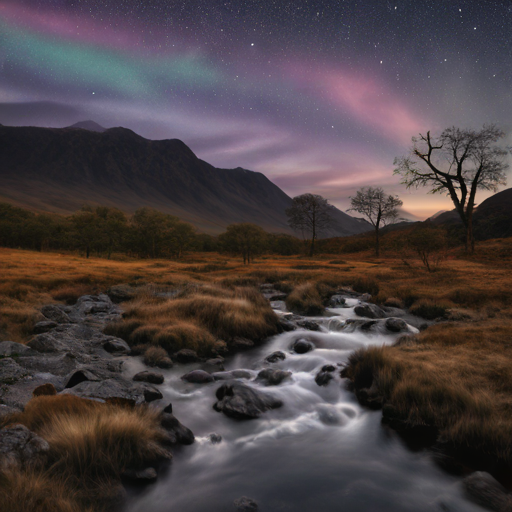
[2, 395, 170, 510]
[285, 282, 325, 315]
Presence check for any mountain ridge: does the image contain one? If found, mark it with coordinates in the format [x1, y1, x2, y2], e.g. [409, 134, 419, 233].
[0, 124, 370, 236]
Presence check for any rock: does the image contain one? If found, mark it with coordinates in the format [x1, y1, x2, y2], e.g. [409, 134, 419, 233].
[40, 304, 71, 324]
[354, 303, 386, 319]
[315, 366, 336, 387]
[160, 412, 195, 445]
[0, 358, 30, 384]
[33, 320, 58, 334]
[107, 284, 137, 303]
[231, 337, 254, 350]
[296, 320, 321, 331]
[173, 349, 200, 364]
[234, 496, 259, 512]
[385, 317, 409, 333]
[76, 294, 115, 316]
[64, 368, 102, 388]
[60, 378, 152, 404]
[463, 472, 512, 512]
[163, 403, 173, 414]
[181, 370, 214, 384]
[212, 370, 253, 381]
[103, 337, 131, 354]
[122, 467, 157, 483]
[265, 351, 286, 363]
[27, 332, 70, 353]
[0, 425, 50, 471]
[133, 371, 164, 384]
[202, 357, 225, 372]
[328, 295, 346, 307]
[0, 341, 37, 357]
[142, 385, 163, 403]
[291, 338, 315, 354]
[277, 318, 296, 331]
[208, 433, 222, 444]
[317, 404, 346, 426]
[32, 383, 57, 396]
[213, 382, 283, 420]
[257, 368, 291, 386]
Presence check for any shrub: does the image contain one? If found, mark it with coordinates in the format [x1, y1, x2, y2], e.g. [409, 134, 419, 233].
[154, 322, 216, 355]
[285, 282, 324, 315]
[410, 298, 451, 320]
[143, 346, 173, 368]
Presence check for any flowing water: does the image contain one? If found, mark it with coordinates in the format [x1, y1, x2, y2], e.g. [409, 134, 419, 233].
[124, 301, 485, 512]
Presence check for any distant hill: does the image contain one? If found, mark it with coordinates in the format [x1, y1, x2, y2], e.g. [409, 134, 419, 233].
[67, 120, 106, 132]
[0, 124, 370, 236]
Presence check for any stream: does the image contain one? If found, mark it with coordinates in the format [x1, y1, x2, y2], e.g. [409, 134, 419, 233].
[123, 299, 486, 512]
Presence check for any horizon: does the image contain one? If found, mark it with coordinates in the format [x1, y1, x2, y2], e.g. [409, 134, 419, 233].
[1, 1, 511, 219]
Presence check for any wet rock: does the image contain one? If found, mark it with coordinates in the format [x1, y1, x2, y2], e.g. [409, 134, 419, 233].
[317, 404, 347, 426]
[463, 472, 512, 512]
[33, 320, 58, 334]
[40, 304, 71, 324]
[231, 337, 255, 350]
[173, 349, 200, 364]
[208, 433, 222, 444]
[354, 303, 387, 319]
[296, 320, 321, 331]
[202, 357, 225, 372]
[315, 365, 336, 387]
[291, 338, 315, 354]
[160, 412, 195, 445]
[265, 351, 286, 363]
[0, 358, 30, 384]
[212, 370, 253, 381]
[103, 337, 131, 354]
[64, 368, 106, 388]
[257, 368, 291, 386]
[181, 370, 215, 384]
[60, 378, 152, 404]
[0, 341, 37, 357]
[234, 496, 259, 512]
[385, 317, 409, 333]
[277, 318, 297, 332]
[133, 371, 164, 385]
[122, 467, 157, 483]
[143, 385, 163, 403]
[328, 295, 347, 307]
[107, 284, 137, 303]
[163, 403, 173, 414]
[0, 425, 50, 471]
[213, 382, 283, 419]
[32, 383, 57, 396]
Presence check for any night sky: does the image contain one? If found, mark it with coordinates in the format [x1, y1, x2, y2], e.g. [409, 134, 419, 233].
[1, 0, 511, 218]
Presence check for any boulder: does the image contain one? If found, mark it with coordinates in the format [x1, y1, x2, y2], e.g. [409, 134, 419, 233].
[231, 337, 255, 350]
[277, 318, 296, 332]
[202, 357, 225, 372]
[354, 303, 387, 319]
[257, 368, 291, 386]
[173, 349, 200, 364]
[265, 351, 286, 363]
[315, 365, 336, 387]
[328, 295, 346, 307]
[463, 472, 512, 512]
[291, 338, 315, 354]
[133, 371, 164, 385]
[0, 425, 50, 471]
[0, 341, 37, 357]
[0, 358, 30, 384]
[296, 320, 321, 331]
[160, 412, 195, 445]
[60, 378, 151, 404]
[32, 383, 57, 396]
[385, 317, 409, 333]
[142, 385, 163, 403]
[208, 433, 222, 444]
[64, 368, 103, 388]
[27, 332, 69, 353]
[40, 304, 71, 324]
[234, 496, 259, 512]
[76, 294, 115, 316]
[213, 382, 283, 419]
[33, 321, 58, 334]
[103, 337, 131, 354]
[181, 370, 214, 384]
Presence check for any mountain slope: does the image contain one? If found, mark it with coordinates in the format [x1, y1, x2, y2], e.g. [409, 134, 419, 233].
[0, 125, 369, 236]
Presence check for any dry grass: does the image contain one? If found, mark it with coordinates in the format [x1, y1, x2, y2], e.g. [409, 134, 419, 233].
[285, 282, 325, 315]
[107, 284, 280, 355]
[1, 395, 170, 510]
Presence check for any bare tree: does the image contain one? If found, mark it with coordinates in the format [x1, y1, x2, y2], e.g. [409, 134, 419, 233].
[286, 193, 334, 256]
[348, 187, 402, 257]
[394, 124, 508, 252]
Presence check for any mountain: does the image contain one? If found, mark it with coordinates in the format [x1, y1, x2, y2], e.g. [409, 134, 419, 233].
[0, 124, 370, 236]
[67, 120, 106, 132]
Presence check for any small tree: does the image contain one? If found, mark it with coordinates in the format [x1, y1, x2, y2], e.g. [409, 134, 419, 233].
[285, 193, 334, 256]
[394, 124, 508, 253]
[219, 223, 267, 264]
[348, 187, 402, 257]
[407, 226, 448, 272]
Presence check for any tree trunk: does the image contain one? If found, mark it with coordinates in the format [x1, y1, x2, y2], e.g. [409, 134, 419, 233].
[375, 227, 380, 257]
